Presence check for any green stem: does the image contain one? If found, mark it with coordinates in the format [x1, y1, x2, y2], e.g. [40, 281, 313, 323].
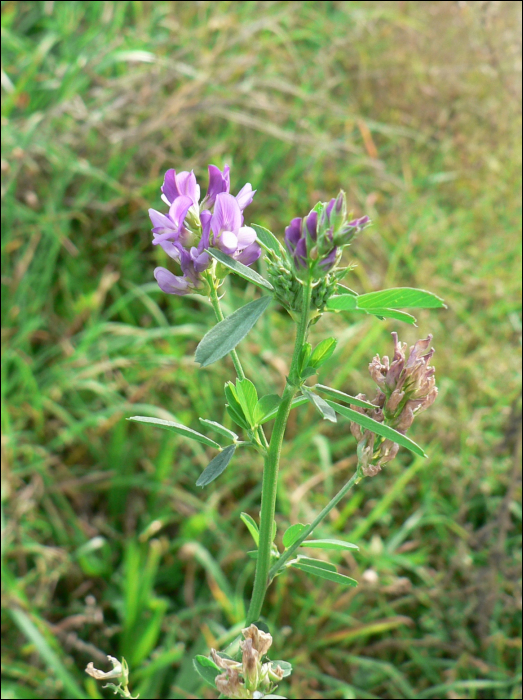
[207, 273, 269, 451]
[246, 281, 312, 624]
[268, 465, 362, 582]
[207, 276, 246, 381]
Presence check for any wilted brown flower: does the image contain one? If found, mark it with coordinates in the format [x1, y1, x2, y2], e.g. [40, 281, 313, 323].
[241, 637, 260, 690]
[350, 332, 437, 476]
[241, 623, 273, 656]
[215, 667, 248, 698]
[209, 624, 286, 698]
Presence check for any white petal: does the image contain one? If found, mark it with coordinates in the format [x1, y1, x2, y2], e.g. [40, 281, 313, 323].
[237, 225, 256, 248]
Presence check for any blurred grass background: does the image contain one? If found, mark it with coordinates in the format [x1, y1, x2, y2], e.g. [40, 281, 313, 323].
[1, 1, 521, 698]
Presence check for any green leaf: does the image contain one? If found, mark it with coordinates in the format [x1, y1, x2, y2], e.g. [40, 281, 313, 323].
[235, 379, 258, 426]
[295, 556, 337, 572]
[254, 394, 282, 424]
[251, 223, 284, 256]
[354, 307, 418, 325]
[226, 404, 249, 430]
[302, 388, 337, 423]
[300, 539, 359, 551]
[282, 523, 308, 548]
[208, 248, 274, 291]
[269, 661, 293, 678]
[327, 294, 358, 311]
[325, 400, 427, 457]
[310, 337, 337, 368]
[314, 384, 379, 410]
[225, 381, 243, 413]
[196, 296, 272, 367]
[128, 416, 220, 449]
[199, 418, 238, 441]
[301, 367, 318, 379]
[293, 563, 358, 587]
[299, 342, 312, 372]
[356, 287, 446, 309]
[240, 513, 259, 546]
[193, 655, 221, 688]
[259, 395, 309, 424]
[247, 547, 280, 561]
[196, 445, 236, 487]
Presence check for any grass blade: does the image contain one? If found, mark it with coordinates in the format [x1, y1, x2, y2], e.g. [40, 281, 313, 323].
[10, 608, 88, 699]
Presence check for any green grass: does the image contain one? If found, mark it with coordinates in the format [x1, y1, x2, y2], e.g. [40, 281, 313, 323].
[1, 1, 521, 698]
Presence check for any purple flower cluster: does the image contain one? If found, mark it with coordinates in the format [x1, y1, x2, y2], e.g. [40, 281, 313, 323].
[149, 166, 261, 295]
[284, 192, 369, 278]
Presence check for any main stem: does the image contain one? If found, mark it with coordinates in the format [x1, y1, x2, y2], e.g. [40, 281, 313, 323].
[246, 281, 312, 624]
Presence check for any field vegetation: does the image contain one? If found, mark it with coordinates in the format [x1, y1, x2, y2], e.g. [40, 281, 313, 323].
[1, 1, 521, 698]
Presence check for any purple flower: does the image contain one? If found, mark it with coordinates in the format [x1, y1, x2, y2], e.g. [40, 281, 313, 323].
[211, 193, 261, 265]
[284, 218, 306, 268]
[154, 238, 208, 296]
[284, 212, 337, 274]
[235, 183, 255, 210]
[161, 169, 200, 207]
[149, 196, 194, 250]
[201, 164, 230, 209]
[150, 165, 260, 295]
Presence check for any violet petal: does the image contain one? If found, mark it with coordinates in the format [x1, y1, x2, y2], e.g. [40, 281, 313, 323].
[161, 169, 180, 205]
[212, 193, 242, 238]
[217, 230, 238, 255]
[175, 170, 200, 205]
[319, 246, 338, 269]
[236, 225, 257, 248]
[149, 208, 175, 232]
[284, 218, 303, 251]
[169, 195, 193, 231]
[236, 242, 262, 266]
[156, 239, 182, 261]
[305, 210, 318, 240]
[235, 183, 256, 210]
[154, 267, 190, 295]
[205, 164, 230, 207]
[295, 238, 308, 267]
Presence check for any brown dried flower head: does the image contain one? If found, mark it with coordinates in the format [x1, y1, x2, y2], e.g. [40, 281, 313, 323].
[210, 624, 284, 699]
[350, 333, 437, 476]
